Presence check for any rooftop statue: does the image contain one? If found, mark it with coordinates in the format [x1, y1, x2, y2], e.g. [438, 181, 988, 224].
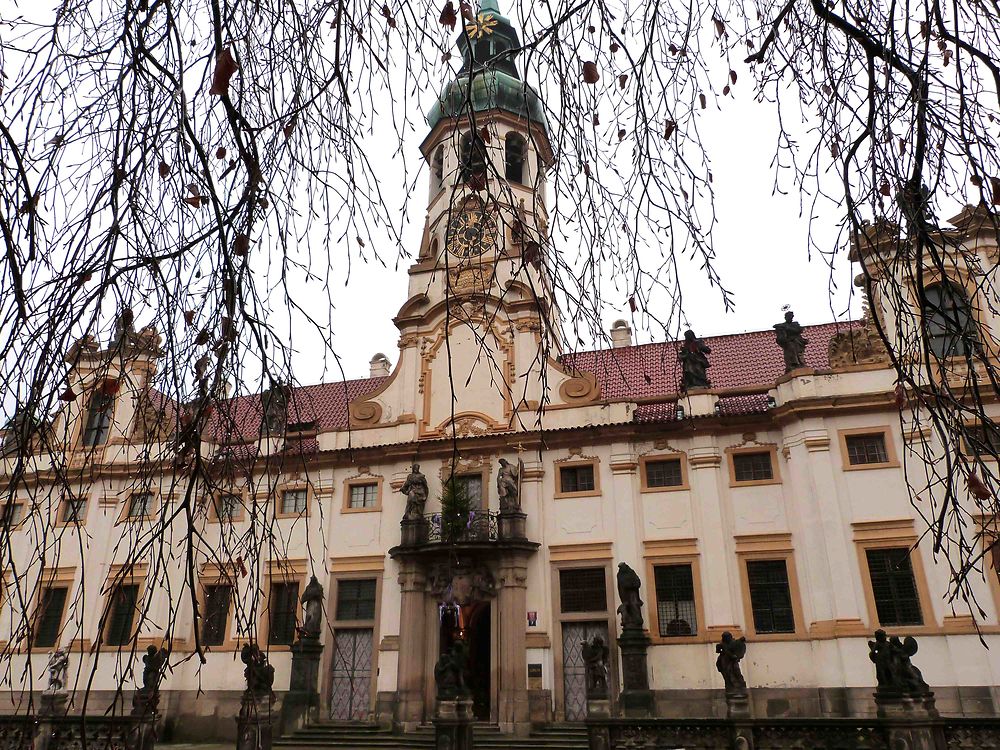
[678, 329, 711, 390]
[774, 310, 809, 372]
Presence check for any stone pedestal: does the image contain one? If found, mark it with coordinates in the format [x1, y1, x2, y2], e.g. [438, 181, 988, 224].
[237, 692, 275, 750]
[433, 699, 474, 750]
[617, 630, 653, 717]
[36, 692, 69, 750]
[586, 698, 611, 719]
[875, 691, 941, 750]
[399, 518, 427, 547]
[498, 511, 526, 541]
[394, 563, 428, 731]
[128, 688, 159, 750]
[724, 690, 751, 719]
[282, 638, 323, 733]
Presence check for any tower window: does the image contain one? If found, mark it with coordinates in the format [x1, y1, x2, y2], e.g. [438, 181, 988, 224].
[432, 145, 444, 191]
[505, 134, 526, 184]
[460, 132, 488, 183]
[81, 389, 114, 447]
[923, 281, 976, 359]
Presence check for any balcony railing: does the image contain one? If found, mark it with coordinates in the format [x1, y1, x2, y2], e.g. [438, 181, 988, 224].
[424, 510, 499, 544]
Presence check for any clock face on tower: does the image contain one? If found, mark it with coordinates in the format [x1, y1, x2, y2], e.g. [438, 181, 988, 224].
[447, 201, 498, 257]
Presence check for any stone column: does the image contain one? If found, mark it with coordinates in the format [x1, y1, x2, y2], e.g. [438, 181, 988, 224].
[497, 553, 531, 736]
[394, 560, 427, 732]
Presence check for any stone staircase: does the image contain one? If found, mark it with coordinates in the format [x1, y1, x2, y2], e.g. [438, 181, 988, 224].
[274, 722, 589, 750]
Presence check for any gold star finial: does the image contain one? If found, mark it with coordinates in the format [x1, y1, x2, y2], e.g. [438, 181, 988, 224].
[466, 13, 498, 38]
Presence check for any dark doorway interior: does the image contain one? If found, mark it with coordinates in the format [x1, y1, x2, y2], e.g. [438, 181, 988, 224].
[439, 601, 492, 721]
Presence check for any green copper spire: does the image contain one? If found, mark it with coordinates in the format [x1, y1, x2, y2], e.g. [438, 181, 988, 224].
[426, 0, 546, 131]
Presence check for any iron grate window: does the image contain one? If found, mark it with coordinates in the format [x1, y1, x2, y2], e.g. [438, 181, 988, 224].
[746, 560, 795, 634]
[645, 459, 683, 489]
[559, 568, 607, 613]
[336, 579, 377, 621]
[733, 452, 773, 482]
[845, 434, 889, 465]
[202, 585, 232, 646]
[106, 584, 139, 646]
[653, 564, 697, 637]
[866, 548, 923, 627]
[34, 587, 68, 648]
[269, 582, 300, 645]
[559, 464, 596, 494]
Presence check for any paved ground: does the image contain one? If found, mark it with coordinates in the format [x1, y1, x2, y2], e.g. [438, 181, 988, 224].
[160, 744, 233, 750]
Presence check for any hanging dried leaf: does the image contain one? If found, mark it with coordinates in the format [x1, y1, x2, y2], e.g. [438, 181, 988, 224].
[195, 329, 210, 346]
[467, 173, 486, 191]
[381, 4, 396, 26]
[821, 83, 832, 95]
[184, 310, 196, 326]
[60, 385, 77, 402]
[582, 61, 599, 84]
[729, 70, 737, 84]
[357, 236, 366, 248]
[991, 177, 1000, 205]
[283, 116, 297, 140]
[894, 383, 906, 410]
[920, 21, 928, 38]
[587, 25, 595, 33]
[158, 161, 170, 178]
[183, 183, 201, 208]
[442, 52, 452, 63]
[459, 0, 474, 21]
[713, 16, 725, 37]
[610, 42, 620, 53]
[194, 355, 210, 378]
[592, 114, 600, 126]
[723, 85, 730, 96]
[582, 163, 591, 177]
[618, 74, 628, 89]
[258, 198, 269, 209]
[628, 296, 637, 312]
[233, 233, 250, 257]
[478, 125, 491, 144]
[618, 128, 626, 141]
[663, 120, 676, 139]
[699, 93, 707, 109]
[971, 175, 983, 187]
[668, 44, 678, 55]
[215, 147, 227, 159]
[880, 180, 892, 196]
[968, 471, 992, 501]
[209, 48, 238, 96]
[439, 1, 457, 30]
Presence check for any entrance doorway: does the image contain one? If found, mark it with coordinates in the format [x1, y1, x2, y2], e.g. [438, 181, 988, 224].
[561, 621, 610, 722]
[329, 628, 373, 720]
[439, 601, 492, 721]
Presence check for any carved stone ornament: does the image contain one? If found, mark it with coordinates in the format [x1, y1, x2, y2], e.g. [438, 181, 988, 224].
[827, 322, 889, 368]
[133, 390, 172, 442]
[558, 371, 600, 404]
[349, 399, 383, 426]
[428, 562, 497, 606]
[241, 643, 275, 697]
[868, 629, 930, 695]
[45, 649, 69, 693]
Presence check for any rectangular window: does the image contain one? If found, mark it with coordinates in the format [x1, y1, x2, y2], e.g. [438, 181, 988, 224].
[746, 560, 796, 634]
[455, 475, 483, 508]
[866, 548, 923, 627]
[216, 493, 242, 521]
[201, 585, 232, 646]
[128, 493, 153, 519]
[1, 501, 25, 526]
[82, 391, 114, 447]
[653, 564, 697, 637]
[34, 586, 69, 648]
[733, 452, 774, 483]
[845, 434, 889, 465]
[559, 568, 607, 613]
[106, 584, 140, 646]
[645, 459, 683, 489]
[965, 425, 1000, 457]
[349, 483, 378, 509]
[559, 464, 596, 494]
[336, 578, 377, 621]
[61, 495, 86, 524]
[281, 488, 307, 515]
[268, 581, 300, 645]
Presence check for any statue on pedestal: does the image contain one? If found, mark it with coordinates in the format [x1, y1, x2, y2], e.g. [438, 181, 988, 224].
[678, 330, 711, 390]
[715, 632, 747, 692]
[616, 563, 645, 631]
[45, 649, 69, 693]
[869, 630, 928, 694]
[297, 576, 324, 641]
[400, 463, 429, 521]
[774, 310, 809, 372]
[497, 458, 520, 512]
[241, 643, 275, 697]
[434, 641, 469, 701]
[581, 635, 610, 698]
[141, 646, 168, 692]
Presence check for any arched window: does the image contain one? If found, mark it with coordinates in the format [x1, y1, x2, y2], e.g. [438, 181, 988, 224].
[432, 146, 444, 191]
[505, 134, 526, 184]
[460, 132, 488, 184]
[923, 281, 976, 358]
[81, 387, 114, 447]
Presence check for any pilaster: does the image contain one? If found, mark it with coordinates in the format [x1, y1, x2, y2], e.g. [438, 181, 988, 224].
[497, 554, 531, 736]
[394, 562, 428, 731]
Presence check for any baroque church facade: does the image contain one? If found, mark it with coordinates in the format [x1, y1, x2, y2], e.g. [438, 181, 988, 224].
[3, 0, 1000, 740]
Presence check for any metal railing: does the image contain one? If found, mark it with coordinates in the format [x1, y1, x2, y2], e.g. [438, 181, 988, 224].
[424, 510, 499, 543]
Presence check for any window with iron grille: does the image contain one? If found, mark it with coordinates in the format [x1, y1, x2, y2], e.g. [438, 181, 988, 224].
[746, 560, 795, 634]
[82, 391, 114, 447]
[61, 495, 86, 524]
[653, 564, 697, 636]
[202, 585, 232, 646]
[34, 587, 68, 648]
[559, 568, 607, 613]
[128, 493, 153, 519]
[105, 584, 139, 646]
[559, 464, 596, 494]
[349, 483, 378, 509]
[645, 459, 683, 489]
[455, 475, 483, 508]
[732, 452, 773, 482]
[336, 578, 377, 621]
[845, 434, 889, 465]
[268, 582, 299, 645]
[866, 548, 923, 626]
[281, 488, 307, 514]
[964, 425, 1000, 457]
